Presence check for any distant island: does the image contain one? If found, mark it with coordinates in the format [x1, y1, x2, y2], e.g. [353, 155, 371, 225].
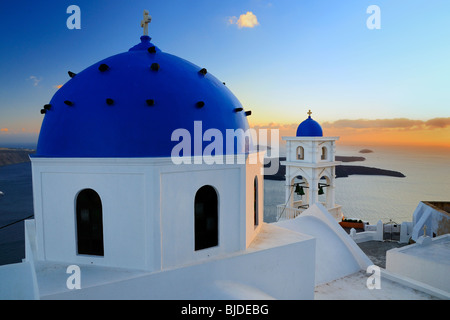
[264, 156, 405, 180]
[335, 156, 366, 162]
[0, 148, 405, 180]
[359, 149, 374, 154]
[0, 148, 35, 166]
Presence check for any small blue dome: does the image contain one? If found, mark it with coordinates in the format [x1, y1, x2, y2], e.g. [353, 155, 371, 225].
[35, 36, 251, 158]
[296, 114, 323, 137]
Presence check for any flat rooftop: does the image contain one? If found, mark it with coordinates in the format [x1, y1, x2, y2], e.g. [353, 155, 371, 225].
[392, 235, 450, 266]
[34, 260, 147, 298]
[314, 271, 439, 300]
[35, 223, 313, 299]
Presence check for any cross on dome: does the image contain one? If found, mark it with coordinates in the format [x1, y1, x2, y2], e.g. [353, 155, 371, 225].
[307, 110, 312, 117]
[141, 10, 152, 36]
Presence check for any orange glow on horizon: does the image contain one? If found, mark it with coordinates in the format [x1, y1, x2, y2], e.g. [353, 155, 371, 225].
[250, 121, 450, 149]
[323, 127, 450, 148]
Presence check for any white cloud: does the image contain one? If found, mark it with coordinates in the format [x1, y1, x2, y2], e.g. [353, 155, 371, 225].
[28, 75, 42, 86]
[228, 12, 259, 29]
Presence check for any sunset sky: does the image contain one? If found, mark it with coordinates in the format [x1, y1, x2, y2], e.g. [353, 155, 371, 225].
[0, 0, 449, 148]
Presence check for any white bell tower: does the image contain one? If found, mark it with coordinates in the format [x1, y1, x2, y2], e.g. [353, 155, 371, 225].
[277, 110, 343, 221]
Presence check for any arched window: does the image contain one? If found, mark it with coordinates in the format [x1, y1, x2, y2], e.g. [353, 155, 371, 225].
[321, 147, 327, 160]
[76, 189, 104, 256]
[254, 176, 259, 227]
[194, 185, 218, 251]
[296, 146, 304, 160]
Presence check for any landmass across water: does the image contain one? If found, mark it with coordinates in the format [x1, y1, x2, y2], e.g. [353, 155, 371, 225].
[264, 156, 406, 180]
[359, 149, 374, 154]
[0, 148, 35, 167]
[0, 148, 405, 180]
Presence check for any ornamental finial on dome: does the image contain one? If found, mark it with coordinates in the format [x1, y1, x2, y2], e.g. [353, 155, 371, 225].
[307, 109, 312, 118]
[140, 10, 152, 36]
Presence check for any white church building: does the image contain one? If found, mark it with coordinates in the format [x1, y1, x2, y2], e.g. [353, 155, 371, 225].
[1, 13, 447, 300]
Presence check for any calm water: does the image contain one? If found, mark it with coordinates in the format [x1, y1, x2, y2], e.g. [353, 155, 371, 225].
[0, 162, 33, 265]
[264, 145, 450, 224]
[1, 145, 449, 264]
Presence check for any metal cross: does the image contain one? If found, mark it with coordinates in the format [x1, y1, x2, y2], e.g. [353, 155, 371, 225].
[307, 110, 312, 117]
[141, 10, 152, 36]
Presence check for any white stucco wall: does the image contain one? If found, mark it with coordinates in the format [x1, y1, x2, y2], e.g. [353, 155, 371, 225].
[31, 154, 264, 272]
[0, 261, 38, 300]
[283, 137, 339, 164]
[244, 153, 264, 247]
[31, 159, 149, 269]
[160, 166, 242, 268]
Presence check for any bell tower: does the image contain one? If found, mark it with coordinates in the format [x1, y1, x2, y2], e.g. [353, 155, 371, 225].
[277, 110, 343, 221]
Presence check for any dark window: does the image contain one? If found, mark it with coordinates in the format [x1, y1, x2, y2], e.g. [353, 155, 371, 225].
[194, 185, 218, 251]
[254, 176, 259, 226]
[76, 189, 104, 256]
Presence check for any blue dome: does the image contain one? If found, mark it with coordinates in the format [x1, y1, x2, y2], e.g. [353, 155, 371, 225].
[35, 36, 251, 158]
[296, 115, 323, 137]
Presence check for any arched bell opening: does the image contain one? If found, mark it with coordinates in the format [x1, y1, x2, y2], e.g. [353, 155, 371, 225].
[318, 175, 331, 209]
[292, 176, 309, 210]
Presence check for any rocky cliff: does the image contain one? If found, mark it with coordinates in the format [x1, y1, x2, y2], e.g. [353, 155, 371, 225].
[0, 148, 35, 166]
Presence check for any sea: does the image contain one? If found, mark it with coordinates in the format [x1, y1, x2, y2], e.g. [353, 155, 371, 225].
[1, 144, 449, 265]
[264, 144, 450, 224]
